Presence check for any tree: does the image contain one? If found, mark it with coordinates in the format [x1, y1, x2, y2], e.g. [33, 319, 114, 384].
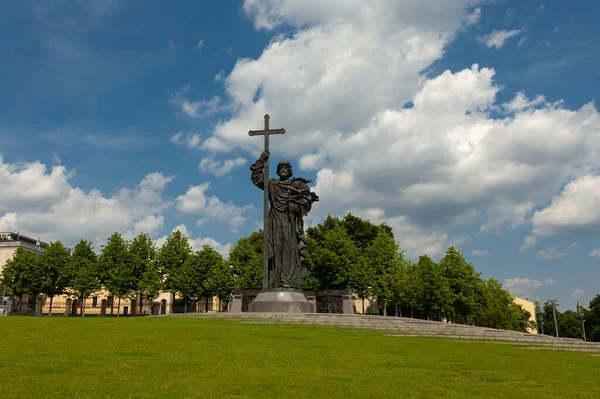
[384, 259, 407, 317]
[101, 233, 133, 316]
[558, 310, 584, 339]
[404, 261, 423, 318]
[347, 256, 375, 313]
[341, 213, 392, 250]
[541, 300, 561, 337]
[440, 247, 482, 324]
[37, 241, 71, 316]
[416, 255, 452, 321]
[364, 230, 403, 315]
[69, 240, 101, 317]
[304, 223, 360, 290]
[505, 302, 532, 332]
[307, 214, 393, 252]
[138, 264, 163, 314]
[229, 230, 263, 290]
[157, 230, 192, 294]
[585, 294, 600, 342]
[129, 233, 157, 313]
[0, 247, 38, 298]
[197, 246, 228, 311]
[475, 279, 517, 330]
[204, 250, 235, 309]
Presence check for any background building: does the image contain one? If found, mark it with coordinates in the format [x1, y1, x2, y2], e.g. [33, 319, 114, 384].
[0, 232, 47, 275]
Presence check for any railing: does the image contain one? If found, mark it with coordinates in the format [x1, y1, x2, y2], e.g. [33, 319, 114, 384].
[41, 297, 155, 316]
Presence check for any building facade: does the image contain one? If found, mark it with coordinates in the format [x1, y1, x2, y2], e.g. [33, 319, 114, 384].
[0, 232, 47, 275]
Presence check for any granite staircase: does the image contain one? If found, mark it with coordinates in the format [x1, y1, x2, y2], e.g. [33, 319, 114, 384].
[169, 312, 600, 351]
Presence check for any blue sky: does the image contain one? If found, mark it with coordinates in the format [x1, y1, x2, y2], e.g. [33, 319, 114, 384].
[1, 0, 599, 311]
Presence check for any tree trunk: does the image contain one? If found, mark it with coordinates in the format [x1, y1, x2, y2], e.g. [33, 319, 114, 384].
[139, 293, 143, 315]
[395, 302, 398, 317]
[81, 296, 86, 318]
[361, 298, 365, 314]
[184, 298, 188, 314]
[205, 296, 209, 312]
[110, 297, 114, 316]
[410, 305, 414, 318]
[117, 297, 121, 317]
[49, 296, 54, 317]
[383, 300, 387, 317]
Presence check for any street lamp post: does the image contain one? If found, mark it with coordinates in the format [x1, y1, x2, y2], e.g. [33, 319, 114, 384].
[549, 299, 560, 338]
[577, 300, 587, 342]
[535, 297, 544, 335]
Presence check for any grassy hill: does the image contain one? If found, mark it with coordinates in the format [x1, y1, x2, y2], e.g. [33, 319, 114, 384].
[1, 316, 598, 398]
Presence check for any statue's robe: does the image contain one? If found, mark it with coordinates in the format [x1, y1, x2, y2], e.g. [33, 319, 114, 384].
[251, 157, 319, 288]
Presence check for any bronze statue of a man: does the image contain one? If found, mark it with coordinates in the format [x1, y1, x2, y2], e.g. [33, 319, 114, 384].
[250, 150, 319, 289]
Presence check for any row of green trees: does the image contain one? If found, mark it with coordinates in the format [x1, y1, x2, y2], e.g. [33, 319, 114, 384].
[1, 231, 233, 315]
[2, 213, 598, 339]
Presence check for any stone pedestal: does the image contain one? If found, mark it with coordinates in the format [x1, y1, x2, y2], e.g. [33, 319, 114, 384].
[35, 296, 43, 316]
[230, 294, 243, 313]
[6, 297, 15, 315]
[248, 289, 313, 313]
[65, 299, 72, 316]
[342, 294, 356, 314]
[19, 293, 29, 314]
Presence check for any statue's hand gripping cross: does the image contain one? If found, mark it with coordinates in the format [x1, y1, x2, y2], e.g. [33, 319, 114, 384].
[248, 114, 286, 289]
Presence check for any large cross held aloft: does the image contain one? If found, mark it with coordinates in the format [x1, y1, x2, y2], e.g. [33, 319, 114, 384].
[248, 114, 286, 289]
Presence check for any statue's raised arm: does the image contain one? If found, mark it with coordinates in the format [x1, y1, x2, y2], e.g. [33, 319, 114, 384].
[250, 150, 269, 190]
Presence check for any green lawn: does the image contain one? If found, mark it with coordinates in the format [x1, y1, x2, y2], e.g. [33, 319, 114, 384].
[0, 316, 598, 398]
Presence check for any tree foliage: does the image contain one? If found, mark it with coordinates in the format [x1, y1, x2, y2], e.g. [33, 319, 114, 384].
[439, 247, 481, 323]
[204, 247, 234, 304]
[157, 230, 192, 293]
[69, 240, 101, 299]
[1, 247, 38, 297]
[36, 241, 71, 302]
[101, 232, 133, 299]
[229, 230, 263, 290]
[304, 223, 360, 290]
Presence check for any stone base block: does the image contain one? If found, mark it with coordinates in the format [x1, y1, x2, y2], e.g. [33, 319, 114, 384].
[342, 295, 356, 314]
[230, 294, 243, 313]
[248, 289, 314, 313]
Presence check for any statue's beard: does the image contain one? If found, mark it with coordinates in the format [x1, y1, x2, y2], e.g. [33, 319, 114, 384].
[278, 170, 292, 180]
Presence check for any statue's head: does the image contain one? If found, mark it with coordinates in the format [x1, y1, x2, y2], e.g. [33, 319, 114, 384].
[277, 159, 293, 180]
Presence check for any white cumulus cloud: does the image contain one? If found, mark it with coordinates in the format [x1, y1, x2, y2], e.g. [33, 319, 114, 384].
[478, 29, 521, 49]
[0, 156, 174, 248]
[589, 248, 600, 258]
[520, 235, 539, 252]
[170, 132, 203, 149]
[504, 277, 556, 298]
[175, 183, 252, 232]
[537, 246, 566, 260]
[199, 157, 246, 177]
[170, 85, 228, 119]
[532, 175, 600, 236]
